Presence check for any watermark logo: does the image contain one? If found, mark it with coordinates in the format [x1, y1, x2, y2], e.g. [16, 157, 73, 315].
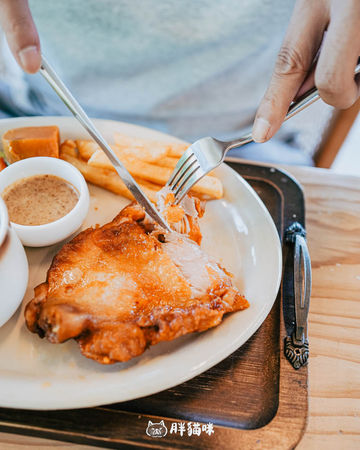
[146, 420, 168, 438]
[170, 421, 214, 437]
[146, 420, 214, 438]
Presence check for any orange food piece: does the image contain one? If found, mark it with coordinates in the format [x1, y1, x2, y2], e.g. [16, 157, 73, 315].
[164, 192, 175, 205]
[165, 204, 185, 224]
[0, 157, 6, 172]
[2, 126, 60, 164]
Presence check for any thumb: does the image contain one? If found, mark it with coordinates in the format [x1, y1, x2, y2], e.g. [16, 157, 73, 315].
[0, 0, 41, 73]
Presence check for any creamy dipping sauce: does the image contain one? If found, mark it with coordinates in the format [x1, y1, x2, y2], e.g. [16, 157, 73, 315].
[2, 174, 79, 226]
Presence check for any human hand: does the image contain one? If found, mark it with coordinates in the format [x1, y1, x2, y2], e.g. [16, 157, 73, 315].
[0, 0, 40, 73]
[252, 0, 360, 143]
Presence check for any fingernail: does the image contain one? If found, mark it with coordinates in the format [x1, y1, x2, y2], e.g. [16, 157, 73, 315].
[252, 117, 271, 143]
[18, 45, 40, 72]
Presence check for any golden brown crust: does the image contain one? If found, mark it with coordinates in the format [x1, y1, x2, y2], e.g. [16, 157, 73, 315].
[25, 202, 249, 364]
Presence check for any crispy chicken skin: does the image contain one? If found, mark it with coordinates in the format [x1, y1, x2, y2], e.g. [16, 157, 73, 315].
[25, 202, 249, 364]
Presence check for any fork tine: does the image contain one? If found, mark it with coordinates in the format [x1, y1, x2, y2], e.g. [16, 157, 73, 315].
[166, 148, 196, 188]
[170, 157, 198, 192]
[174, 165, 203, 204]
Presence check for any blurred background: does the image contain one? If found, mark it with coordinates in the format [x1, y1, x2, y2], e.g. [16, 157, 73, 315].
[0, 0, 359, 175]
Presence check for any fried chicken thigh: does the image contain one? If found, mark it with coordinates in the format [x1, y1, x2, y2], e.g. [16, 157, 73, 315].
[25, 202, 249, 364]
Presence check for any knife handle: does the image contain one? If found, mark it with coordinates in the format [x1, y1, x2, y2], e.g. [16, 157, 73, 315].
[284, 222, 312, 369]
[294, 232, 311, 344]
[39, 55, 170, 231]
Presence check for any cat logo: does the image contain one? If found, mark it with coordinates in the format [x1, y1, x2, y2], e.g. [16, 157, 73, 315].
[146, 420, 168, 438]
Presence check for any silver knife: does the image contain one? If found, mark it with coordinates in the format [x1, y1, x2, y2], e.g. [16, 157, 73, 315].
[284, 222, 311, 369]
[39, 55, 170, 231]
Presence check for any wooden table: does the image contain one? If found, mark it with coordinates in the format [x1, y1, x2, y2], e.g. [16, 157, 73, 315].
[1, 165, 360, 449]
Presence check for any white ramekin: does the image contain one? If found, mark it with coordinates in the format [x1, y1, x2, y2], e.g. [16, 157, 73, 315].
[0, 157, 90, 247]
[0, 197, 29, 328]
[0, 196, 9, 247]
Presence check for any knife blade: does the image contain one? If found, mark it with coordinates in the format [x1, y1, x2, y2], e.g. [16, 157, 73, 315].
[39, 55, 170, 231]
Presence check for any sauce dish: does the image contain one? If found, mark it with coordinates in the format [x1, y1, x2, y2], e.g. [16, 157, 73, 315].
[0, 157, 90, 247]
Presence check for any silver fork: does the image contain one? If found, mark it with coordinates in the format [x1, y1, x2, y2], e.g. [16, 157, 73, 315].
[167, 63, 360, 203]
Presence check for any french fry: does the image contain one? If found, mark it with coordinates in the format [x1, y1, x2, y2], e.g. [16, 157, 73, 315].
[60, 152, 159, 203]
[135, 178, 163, 195]
[76, 140, 98, 161]
[114, 132, 169, 161]
[78, 133, 190, 166]
[140, 155, 218, 178]
[88, 147, 145, 170]
[119, 144, 167, 162]
[155, 156, 178, 169]
[166, 142, 189, 158]
[61, 152, 133, 200]
[114, 132, 168, 152]
[60, 134, 223, 201]
[60, 140, 78, 158]
[88, 149, 223, 199]
[77, 138, 168, 163]
[114, 132, 190, 159]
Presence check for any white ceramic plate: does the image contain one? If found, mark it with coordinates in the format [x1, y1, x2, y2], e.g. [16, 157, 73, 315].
[0, 117, 282, 410]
